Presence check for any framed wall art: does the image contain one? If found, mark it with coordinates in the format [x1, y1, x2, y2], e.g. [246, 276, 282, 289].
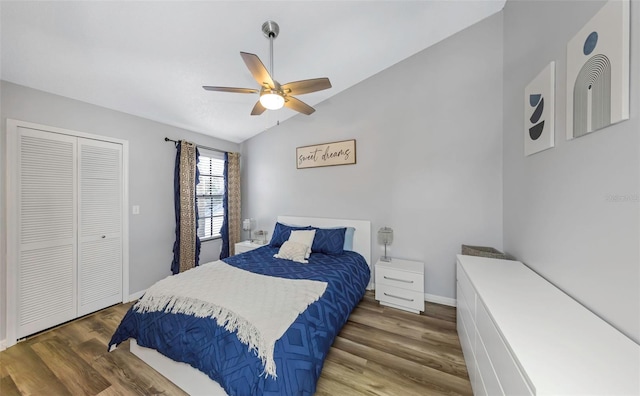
[296, 139, 356, 169]
[524, 61, 555, 156]
[566, 0, 629, 139]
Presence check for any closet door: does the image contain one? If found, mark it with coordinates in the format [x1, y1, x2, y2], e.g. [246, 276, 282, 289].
[17, 127, 78, 338]
[77, 138, 123, 316]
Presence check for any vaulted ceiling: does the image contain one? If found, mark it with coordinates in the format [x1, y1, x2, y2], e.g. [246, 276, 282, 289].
[1, 1, 505, 143]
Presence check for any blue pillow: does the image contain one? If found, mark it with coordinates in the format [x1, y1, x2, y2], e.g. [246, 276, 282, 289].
[321, 226, 355, 250]
[269, 222, 312, 247]
[343, 227, 355, 251]
[311, 227, 346, 255]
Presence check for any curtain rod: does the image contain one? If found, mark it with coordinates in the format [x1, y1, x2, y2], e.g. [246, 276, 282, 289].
[164, 137, 227, 154]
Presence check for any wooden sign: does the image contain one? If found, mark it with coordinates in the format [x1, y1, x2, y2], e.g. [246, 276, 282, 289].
[296, 139, 356, 169]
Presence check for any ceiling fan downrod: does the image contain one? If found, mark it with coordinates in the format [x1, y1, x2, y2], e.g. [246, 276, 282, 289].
[262, 20, 279, 80]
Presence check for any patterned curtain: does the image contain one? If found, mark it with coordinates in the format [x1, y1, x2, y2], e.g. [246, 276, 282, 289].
[220, 152, 241, 259]
[171, 140, 201, 274]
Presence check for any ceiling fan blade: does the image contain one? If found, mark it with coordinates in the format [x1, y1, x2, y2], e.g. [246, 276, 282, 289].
[240, 52, 275, 88]
[284, 96, 315, 115]
[203, 86, 259, 94]
[250, 101, 267, 116]
[281, 78, 332, 96]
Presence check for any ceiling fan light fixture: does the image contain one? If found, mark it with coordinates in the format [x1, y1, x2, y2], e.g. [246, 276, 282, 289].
[202, 20, 331, 116]
[259, 90, 285, 110]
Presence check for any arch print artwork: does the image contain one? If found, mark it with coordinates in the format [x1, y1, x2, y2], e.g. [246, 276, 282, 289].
[524, 62, 555, 156]
[566, 0, 629, 140]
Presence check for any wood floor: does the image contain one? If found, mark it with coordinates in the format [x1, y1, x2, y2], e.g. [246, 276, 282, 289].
[0, 291, 472, 395]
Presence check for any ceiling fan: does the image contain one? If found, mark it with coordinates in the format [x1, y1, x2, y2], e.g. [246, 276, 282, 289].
[203, 21, 332, 116]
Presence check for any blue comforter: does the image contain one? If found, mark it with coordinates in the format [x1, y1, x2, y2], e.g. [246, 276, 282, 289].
[108, 246, 370, 396]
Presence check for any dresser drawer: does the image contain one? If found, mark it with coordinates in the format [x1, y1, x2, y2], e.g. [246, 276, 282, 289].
[457, 282, 476, 349]
[476, 333, 505, 396]
[457, 310, 479, 394]
[376, 266, 423, 292]
[476, 298, 533, 396]
[375, 284, 424, 312]
[456, 261, 476, 317]
[457, 302, 474, 366]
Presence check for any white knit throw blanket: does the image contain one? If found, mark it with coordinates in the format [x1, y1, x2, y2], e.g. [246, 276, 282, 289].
[134, 260, 328, 378]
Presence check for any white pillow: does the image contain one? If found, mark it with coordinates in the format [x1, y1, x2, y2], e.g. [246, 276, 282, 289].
[288, 229, 316, 259]
[273, 241, 309, 264]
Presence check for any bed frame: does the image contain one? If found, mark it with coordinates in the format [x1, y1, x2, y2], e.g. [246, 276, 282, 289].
[130, 216, 371, 395]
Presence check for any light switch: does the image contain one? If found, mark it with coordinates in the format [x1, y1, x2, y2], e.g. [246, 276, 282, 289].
[132, 205, 140, 215]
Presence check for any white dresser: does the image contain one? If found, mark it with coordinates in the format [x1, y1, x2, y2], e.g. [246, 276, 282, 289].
[456, 254, 640, 396]
[375, 258, 424, 313]
[234, 240, 264, 255]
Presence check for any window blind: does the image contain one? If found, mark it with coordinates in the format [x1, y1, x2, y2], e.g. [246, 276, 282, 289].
[197, 149, 225, 239]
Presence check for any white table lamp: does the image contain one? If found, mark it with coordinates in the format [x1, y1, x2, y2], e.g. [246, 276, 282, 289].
[378, 227, 393, 262]
[242, 219, 253, 242]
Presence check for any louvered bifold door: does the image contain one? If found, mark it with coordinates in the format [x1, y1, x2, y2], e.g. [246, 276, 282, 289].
[77, 138, 123, 316]
[17, 127, 78, 338]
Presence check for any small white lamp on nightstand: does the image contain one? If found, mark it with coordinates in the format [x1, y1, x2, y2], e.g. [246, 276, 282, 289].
[378, 227, 393, 262]
[242, 218, 252, 242]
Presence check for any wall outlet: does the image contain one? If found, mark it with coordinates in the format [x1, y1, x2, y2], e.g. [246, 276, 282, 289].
[132, 205, 140, 215]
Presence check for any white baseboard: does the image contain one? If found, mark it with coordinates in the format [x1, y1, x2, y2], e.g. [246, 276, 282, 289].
[424, 293, 457, 307]
[128, 289, 146, 302]
[0, 339, 6, 351]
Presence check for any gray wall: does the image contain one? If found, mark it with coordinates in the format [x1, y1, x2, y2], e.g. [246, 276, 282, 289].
[241, 13, 504, 304]
[503, 0, 639, 343]
[0, 81, 239, 342]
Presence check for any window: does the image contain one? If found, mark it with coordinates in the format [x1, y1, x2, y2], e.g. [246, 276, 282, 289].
[196, 150, 225, 240]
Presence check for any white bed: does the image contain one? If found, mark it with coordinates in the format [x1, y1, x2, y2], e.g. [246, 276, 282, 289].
[130, 216, 371, 395]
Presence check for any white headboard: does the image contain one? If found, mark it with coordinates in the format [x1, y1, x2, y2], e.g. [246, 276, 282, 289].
[277, 215, 371, 267]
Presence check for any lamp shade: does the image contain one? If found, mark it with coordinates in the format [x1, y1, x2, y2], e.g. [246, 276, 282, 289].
[259, 91, 285, 110]
[242, 219, 252, 231]
[377, 227, 394, 245]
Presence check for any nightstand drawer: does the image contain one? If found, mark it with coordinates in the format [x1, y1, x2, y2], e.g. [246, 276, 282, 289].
[375, 284, 424, 312]
[236, 245, 255, 254]
[376, 266, 423, 292]
[234, 241, 264, 255]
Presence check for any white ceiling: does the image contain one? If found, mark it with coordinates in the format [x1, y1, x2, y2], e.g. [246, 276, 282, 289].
[1, 1, 505, 143]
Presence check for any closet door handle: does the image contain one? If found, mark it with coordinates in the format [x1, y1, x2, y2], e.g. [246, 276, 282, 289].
[101, 235, 106, 239]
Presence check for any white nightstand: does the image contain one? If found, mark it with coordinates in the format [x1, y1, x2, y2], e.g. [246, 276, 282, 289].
[375, 258, 425, 314]
[234, 240, 265, 255]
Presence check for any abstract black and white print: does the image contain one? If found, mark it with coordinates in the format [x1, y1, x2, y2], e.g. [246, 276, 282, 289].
[566, 0, 629, 139]
[524, 62, 555, 156]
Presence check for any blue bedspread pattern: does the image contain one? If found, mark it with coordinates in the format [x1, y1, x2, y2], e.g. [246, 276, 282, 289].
[108, 246, 370, 396]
